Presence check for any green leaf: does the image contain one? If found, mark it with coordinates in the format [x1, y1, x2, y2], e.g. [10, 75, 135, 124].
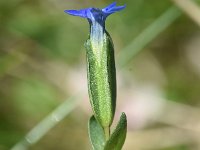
[89, 116, 106, 150]
[104, 113, 127, 150]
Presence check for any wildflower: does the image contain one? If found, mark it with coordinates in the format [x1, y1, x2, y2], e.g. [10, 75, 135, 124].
[64, 2, 125, 60]
[65, 2, 125, 134]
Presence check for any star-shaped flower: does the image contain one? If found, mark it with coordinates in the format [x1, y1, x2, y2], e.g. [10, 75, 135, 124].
[64, 2, 126, 27]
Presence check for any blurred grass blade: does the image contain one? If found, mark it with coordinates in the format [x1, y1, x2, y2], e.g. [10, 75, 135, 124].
[117, 6, 182, 68]
[11, 94, 82, 150]
[89, 116, 106, 150]
[172, 0, 200, 27]
[104, 113, 127, 150]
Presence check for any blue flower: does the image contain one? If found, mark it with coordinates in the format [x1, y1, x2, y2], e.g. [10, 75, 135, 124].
[64, 2, 125, 53]
[64, 2, 125, 129]
[64, 2, 126, 28]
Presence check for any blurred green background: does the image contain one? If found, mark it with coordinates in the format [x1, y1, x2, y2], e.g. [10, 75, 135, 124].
[1, 0, 200, 150]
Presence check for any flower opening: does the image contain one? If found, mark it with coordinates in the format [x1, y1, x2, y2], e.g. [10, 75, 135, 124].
[64, 2, 126, 28]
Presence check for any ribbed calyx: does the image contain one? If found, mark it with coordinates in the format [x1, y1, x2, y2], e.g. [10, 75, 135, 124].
[65, 2, 125, 128]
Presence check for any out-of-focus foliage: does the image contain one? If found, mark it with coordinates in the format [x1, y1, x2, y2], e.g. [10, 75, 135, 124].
[1, 0, 200, 150]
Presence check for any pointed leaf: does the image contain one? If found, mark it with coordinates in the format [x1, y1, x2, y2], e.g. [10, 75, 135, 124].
[104, 113, 127, 150]
[89, 116, 106, 150]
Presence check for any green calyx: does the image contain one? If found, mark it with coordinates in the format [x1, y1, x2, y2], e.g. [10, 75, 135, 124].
[85, 31, 116, 128]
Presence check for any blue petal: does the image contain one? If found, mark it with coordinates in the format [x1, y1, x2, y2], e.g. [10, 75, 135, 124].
[64, 9, 88, 18]
[102, 2, 117, 12]
[102, 4, 126, 15]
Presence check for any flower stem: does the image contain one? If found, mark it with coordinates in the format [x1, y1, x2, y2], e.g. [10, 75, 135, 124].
[104, 126, 110, 141]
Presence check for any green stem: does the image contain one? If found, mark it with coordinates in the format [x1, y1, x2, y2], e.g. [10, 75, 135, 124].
[104, 126, 110, 141]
